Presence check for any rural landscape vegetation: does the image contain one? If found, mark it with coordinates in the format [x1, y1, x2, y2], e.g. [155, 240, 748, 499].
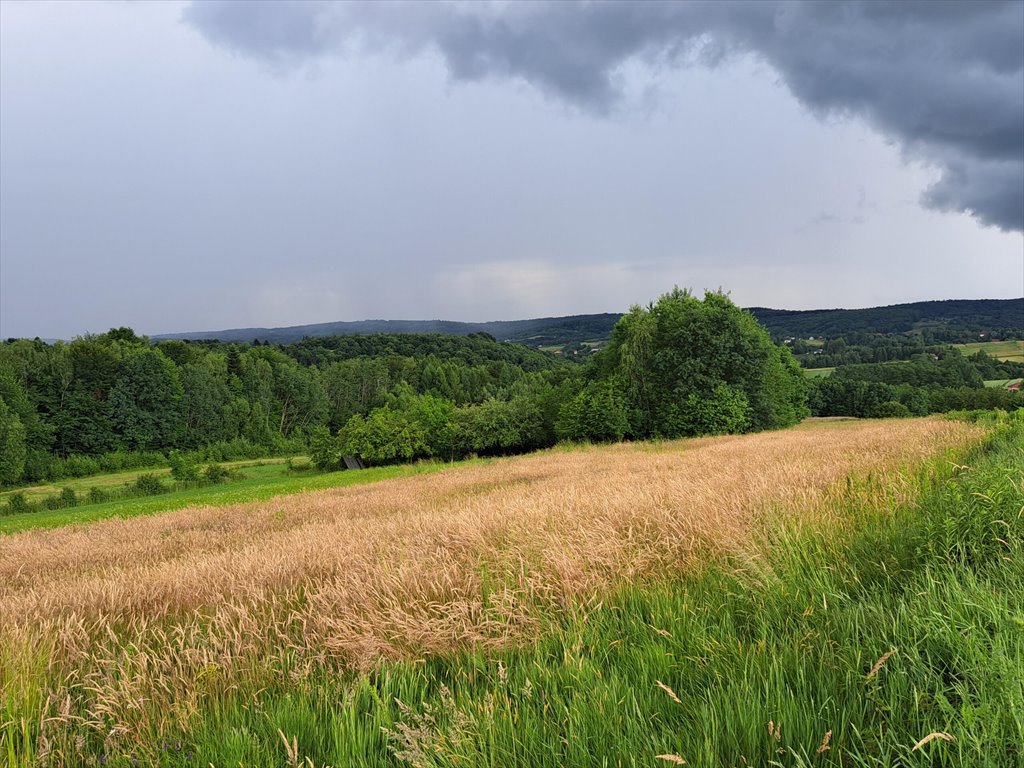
[1, 290, 1022, 766]
[2, 1, 1023, 767]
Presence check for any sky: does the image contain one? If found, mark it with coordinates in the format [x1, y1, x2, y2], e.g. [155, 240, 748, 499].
[0, 0, 1021, 340]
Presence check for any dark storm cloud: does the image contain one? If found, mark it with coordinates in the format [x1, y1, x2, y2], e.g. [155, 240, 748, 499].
[184, 0, 1024, 232]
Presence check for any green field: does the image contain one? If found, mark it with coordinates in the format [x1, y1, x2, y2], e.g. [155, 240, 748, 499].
[984, 378, 1023, 389]
[804, 366, 835, 378]
[0, 460, 454, 535]
[954, 339, 1024, 362]
[0, 456, 308, 504]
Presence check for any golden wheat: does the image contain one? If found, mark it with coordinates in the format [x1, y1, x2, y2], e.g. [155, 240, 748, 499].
[0, 418, 981, 752]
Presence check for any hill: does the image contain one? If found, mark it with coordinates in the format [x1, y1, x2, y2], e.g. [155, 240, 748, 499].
[152, 298, 1022, 348]
[748, 298, 1023, 340]
[153, 314, 624, 347]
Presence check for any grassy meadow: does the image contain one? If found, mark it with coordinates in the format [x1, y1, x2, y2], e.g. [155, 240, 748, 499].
[803, 366, 835, 378]
[954, 339, 1024, 362]
[984, 378, 1023, 389]
[0, 457, 308, 505]
[2, 416, 1022, 766]
[0, 461, 454, 535]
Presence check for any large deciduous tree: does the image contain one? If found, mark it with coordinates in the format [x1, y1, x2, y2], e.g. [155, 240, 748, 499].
[0, 398, 27, 485]
[599, 288, 808, 439]
[109, 349, 185, 451]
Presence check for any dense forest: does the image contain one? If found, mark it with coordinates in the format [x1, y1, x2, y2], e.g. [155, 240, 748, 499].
[806, 349, 1024, 418]
[748, 298, 1023, 342]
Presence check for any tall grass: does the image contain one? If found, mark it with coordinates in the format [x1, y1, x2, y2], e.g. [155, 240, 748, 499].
[2, 417, 1015, 766]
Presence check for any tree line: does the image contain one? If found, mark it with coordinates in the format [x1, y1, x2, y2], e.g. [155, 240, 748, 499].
[0, 290, 810, 486]
[7, 287, 1013, 489]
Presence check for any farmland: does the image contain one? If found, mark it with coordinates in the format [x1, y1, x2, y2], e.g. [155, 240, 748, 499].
[0, 456, 304, 505]
[0, 460, 450, 535]
[804, 366, 835, 378]
[954, 339, 1024, 362]
[3, 415, 1021, 766]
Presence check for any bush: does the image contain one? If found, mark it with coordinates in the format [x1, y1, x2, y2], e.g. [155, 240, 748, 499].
[870, 400, 912, 418]
[199, 439, 269, 463]
[42, 494, 65, 510]
[203, 463, 230, 484]
[60, 487, 77, 508]
[168, 451, 199, 481]
[88, 487, 109, 504]
[62, 455, 101, 478]
[3, 491, 31, 515]
[134, 473, 166, 496]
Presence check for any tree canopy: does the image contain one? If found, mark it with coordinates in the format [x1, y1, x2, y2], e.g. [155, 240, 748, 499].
[597, 288, 808, 439]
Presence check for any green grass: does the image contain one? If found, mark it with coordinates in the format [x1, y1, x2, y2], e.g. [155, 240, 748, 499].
[25, 413, 1020, 767]
[0, 461, 456, 535]
[954, 339, 1024, 362]
[984, 378, 1023, 389]
[804, 366, 835, 378]
[0, 456, 305, 504]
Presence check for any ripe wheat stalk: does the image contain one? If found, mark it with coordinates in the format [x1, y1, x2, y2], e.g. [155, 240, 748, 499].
[0, 418, 981, 756]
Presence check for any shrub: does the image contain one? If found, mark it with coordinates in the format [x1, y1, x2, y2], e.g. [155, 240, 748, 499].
[60, 487, 77, 508]
[62, 455, 101, 478]
[203, 463, 230, 484]
[134, 473, 166, 496]
[3, 491, 31, 515]
[168, 451, 199, 481]
[870, 400, 912, 419]
[88, 487, 109, 504]
[42, 494, 64, 510]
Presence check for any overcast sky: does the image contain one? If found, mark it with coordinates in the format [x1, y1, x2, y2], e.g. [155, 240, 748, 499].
[1, 0, 1022, 340]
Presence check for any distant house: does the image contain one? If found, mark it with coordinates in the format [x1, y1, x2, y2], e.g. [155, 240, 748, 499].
[1008, 380, 1021, 392]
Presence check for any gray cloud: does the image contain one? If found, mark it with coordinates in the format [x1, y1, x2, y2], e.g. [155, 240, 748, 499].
[183, 0, 1024, 232]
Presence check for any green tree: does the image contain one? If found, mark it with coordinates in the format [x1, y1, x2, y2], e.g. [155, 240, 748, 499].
[555, 379, 630, 443]
[0, 398, 27, 485]
[309, 425, 341, 471]
[109, 349, 185, 451]
[0, 360, 53, 479]
[339, 407, 428, 465]
[180, 361, 235, 448]
[456, 396, 545, 456]
[600, 288, 808, 438]
[53, 338, 120, 455]
[672, 384, 751, 436]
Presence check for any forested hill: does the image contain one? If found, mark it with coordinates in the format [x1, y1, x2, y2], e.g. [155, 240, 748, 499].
[748, 298, 1023, 340]
[151, 299, 1021, 347]
[153, 314, 624, 347]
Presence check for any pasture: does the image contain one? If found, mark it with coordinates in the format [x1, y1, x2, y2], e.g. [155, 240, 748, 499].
[954, 339, 1024, 362]
[2, 416, 1021, 766]
[0, 460, 451, 535]
[984, 377, 1023, 389]
[804, 366, 835, 378]
[0, 456, 306, 505]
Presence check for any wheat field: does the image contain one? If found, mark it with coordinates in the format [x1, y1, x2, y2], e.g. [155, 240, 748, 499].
[0, 418, 984, 760]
